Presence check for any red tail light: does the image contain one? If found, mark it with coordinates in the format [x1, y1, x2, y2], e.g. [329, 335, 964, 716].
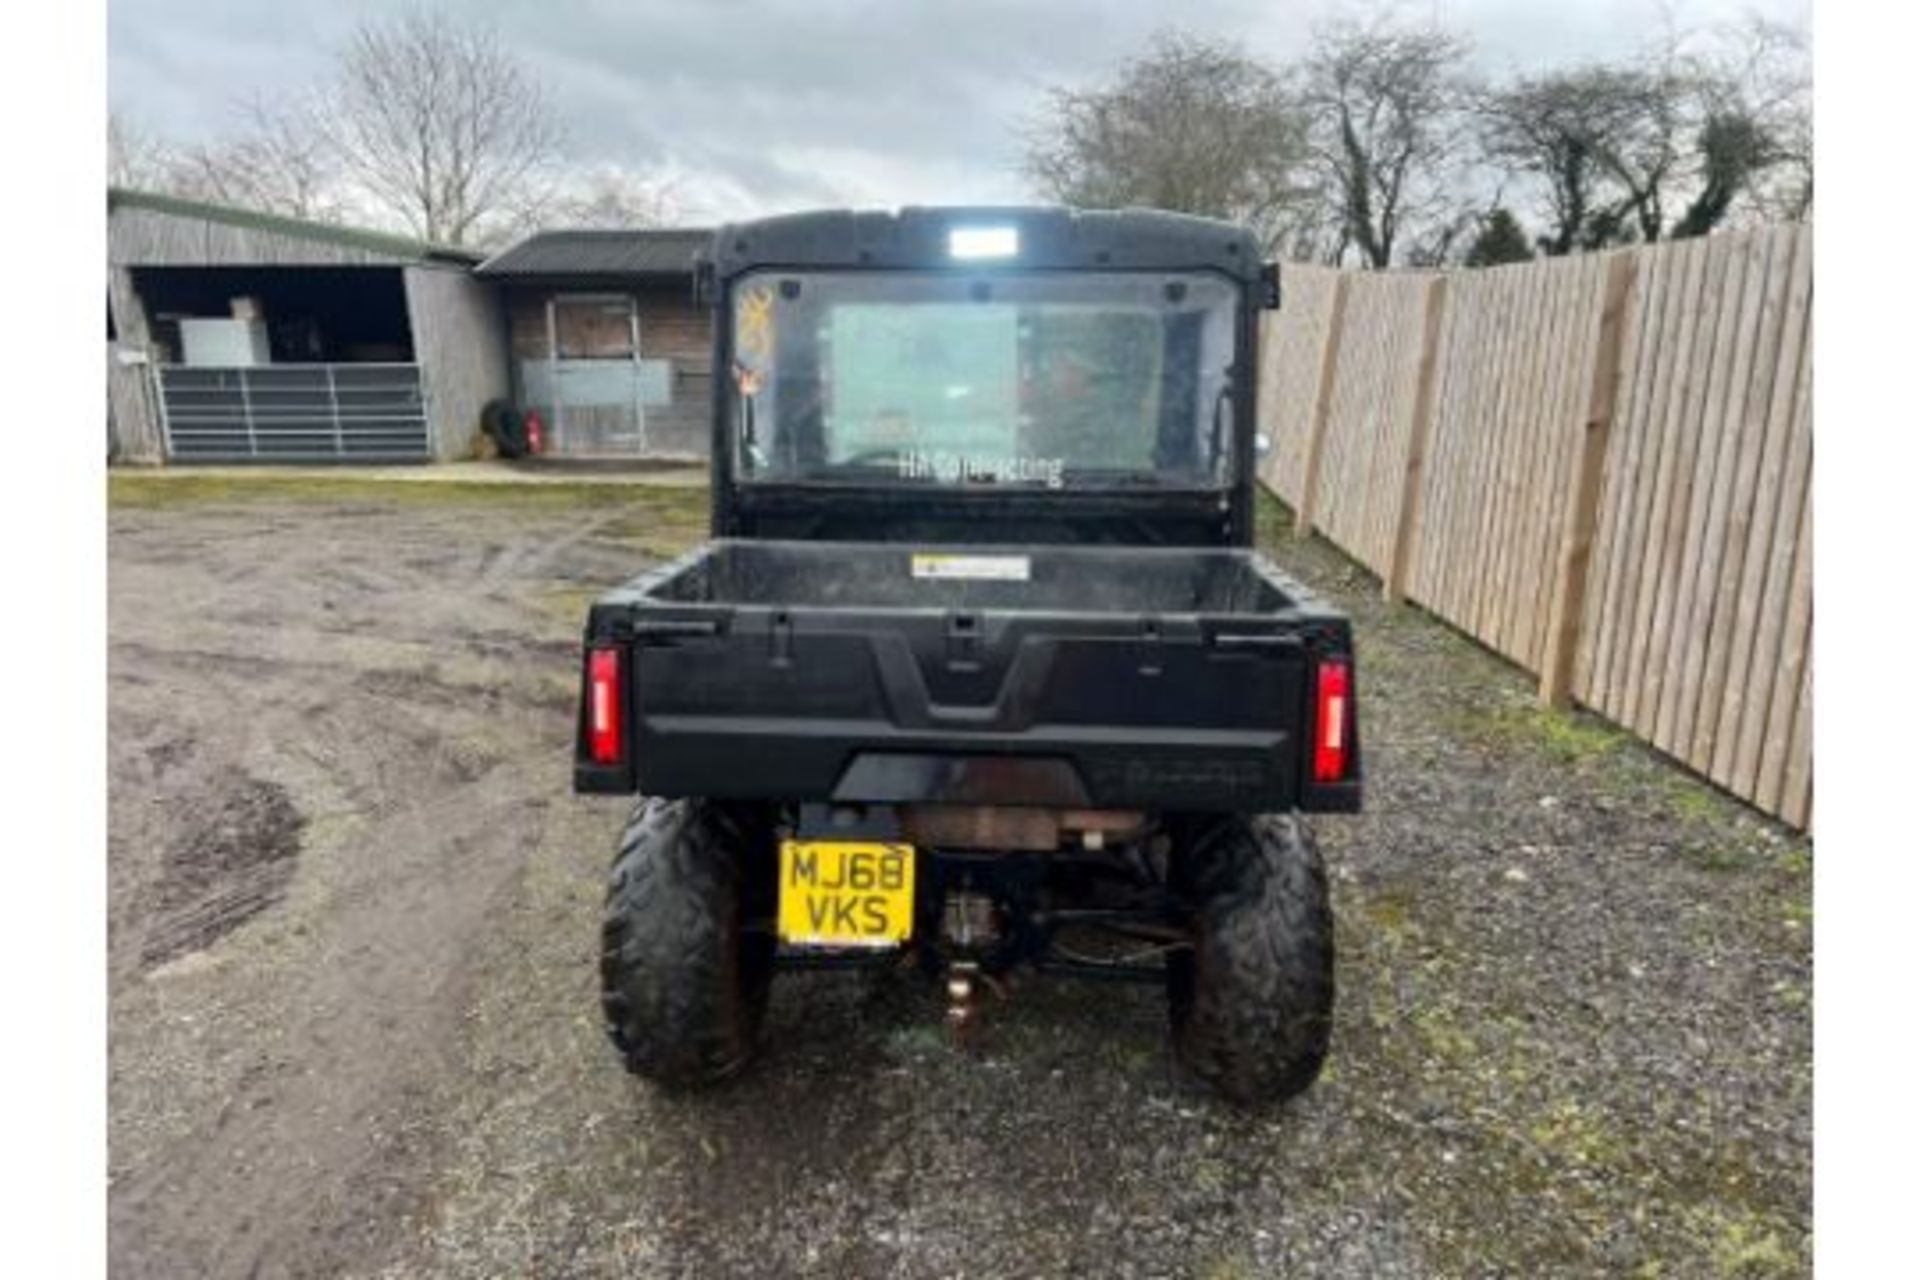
[1312, 658, 1351, 783]
[586, 647, 624, 765]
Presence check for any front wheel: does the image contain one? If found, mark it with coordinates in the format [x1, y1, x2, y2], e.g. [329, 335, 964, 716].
[599, 798, 774, 1087]
[1167, 813, 1335, 1104]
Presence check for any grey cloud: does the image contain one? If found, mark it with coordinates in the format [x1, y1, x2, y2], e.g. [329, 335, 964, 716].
[110, 0, 1808, 220]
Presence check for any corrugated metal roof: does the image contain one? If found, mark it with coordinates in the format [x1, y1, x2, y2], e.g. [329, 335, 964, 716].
[475, 228, 712, 278]
[107, 187, 485, 265]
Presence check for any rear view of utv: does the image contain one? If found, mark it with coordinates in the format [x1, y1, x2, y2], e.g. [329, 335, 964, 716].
[575, 206, 1362, 1103]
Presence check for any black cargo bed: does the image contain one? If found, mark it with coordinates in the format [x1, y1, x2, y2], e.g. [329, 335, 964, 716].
[578, 540, 1360, 813]
[648, 541, 1294, 613]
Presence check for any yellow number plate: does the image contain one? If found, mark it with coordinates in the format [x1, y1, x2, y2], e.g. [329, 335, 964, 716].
[777, 840, 915, 948]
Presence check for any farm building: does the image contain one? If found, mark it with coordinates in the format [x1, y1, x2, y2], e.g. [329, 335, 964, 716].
[107, 188, 505, 463]
[474, 228, 712, 460]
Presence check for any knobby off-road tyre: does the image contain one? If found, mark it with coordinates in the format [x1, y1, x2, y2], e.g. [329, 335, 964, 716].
[1167, 813, 1335, 1104]
[600, 797, 775, 1087]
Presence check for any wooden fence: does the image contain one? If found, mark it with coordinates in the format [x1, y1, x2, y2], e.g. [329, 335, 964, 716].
[1258, 224, 1812, 830]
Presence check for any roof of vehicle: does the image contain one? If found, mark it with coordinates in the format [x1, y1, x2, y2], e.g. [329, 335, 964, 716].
[475, 227, 712, 279]
[708, 206, 1264, 282]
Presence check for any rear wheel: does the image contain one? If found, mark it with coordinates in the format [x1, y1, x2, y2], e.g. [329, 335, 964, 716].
[1167, 813, 1334, 1104]
[599, 797, 774, 1087]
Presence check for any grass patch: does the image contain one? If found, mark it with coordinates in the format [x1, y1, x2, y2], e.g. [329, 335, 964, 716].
[1664, 779, 1731, 825]
[1360, 886, 1415, 937]
[1198, 1252, 1255, 1280]
[1653, 776, 1813, 884]
[1687, 1203, 1802, 1278]
[1252, 487, 1297, 541]
[1527, 1099, 1629, 1169]
[1674, 840, 1752, 874]
[1410, 1004, 1479, 1062]
[1494, 703, 1629, 764]
[108, 472, 711, 523]
[1447, 692, 1631, 766]
[530, 584, 606, 630]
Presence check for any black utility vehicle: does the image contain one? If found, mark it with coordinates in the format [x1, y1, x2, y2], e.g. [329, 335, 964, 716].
[576, 207, 1361, 1102]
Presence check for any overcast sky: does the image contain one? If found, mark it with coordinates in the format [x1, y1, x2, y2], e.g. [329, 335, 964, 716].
[110, 0, 1809, 224]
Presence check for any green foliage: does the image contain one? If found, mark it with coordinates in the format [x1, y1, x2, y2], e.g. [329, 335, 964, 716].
[1465, 207, 1536, 266]
[1672, 111, 1778, 238]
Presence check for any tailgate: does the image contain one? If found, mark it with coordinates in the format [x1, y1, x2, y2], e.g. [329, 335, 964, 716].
[576, 547, 1359, 812]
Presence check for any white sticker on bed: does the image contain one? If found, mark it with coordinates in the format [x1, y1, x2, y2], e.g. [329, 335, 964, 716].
[909, 554, 1031, 582]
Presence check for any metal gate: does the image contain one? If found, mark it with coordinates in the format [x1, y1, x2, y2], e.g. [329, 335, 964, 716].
[156, 364, 430, 462]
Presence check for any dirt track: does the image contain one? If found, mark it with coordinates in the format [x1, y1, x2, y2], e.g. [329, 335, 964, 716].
[108, 476, 1811, 1278]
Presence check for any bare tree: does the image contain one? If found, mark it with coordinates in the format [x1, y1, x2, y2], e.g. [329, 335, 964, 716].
[550, 164, 683, 230]
[1300, 14, 1476, 268]
[1574, 26, 1697, 247]
[1402, 207, 1479, 267]
[319, 7, 563, 246]
[108, 108, 174, 189]
[168, 95, 342, 221]
[1474, 11, 1808, 254]
[1479, 67, 1644, 255]
[1023, 31, 1314, 251]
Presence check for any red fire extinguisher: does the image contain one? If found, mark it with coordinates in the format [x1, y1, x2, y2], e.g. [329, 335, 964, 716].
[523, 409, 545, 456]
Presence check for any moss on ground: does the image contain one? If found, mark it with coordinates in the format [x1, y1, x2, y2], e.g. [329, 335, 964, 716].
[1327, 814, 1808, 1279]
[1457, 697, 1634, 766]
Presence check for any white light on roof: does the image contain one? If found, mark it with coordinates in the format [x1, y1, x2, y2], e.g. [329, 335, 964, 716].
[949, 226, 1019, 259]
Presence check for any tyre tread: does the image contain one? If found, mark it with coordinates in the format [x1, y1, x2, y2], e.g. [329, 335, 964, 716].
[599, 797, 771, 1087]
[1170, 812, 1335, 1103]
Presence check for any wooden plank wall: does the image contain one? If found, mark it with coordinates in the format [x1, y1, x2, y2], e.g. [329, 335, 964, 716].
[1307, 270, 1437, 575]
[1256, 265, 1341, 506]
[403, 264, 511, 461]
[107, 346, 164, 463]
[1258, 224, 1813, 829]
[109, 205, 416, 268]
[1573, 226, 1814, 828]
[1408, 251, 1611, 674]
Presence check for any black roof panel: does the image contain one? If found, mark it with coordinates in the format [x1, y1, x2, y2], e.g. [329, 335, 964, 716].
[709, 206, 1262, 281]
[476, 228, 712, 278]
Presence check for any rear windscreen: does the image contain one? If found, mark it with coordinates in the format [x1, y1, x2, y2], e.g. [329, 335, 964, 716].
[726, 270, 1240, 491]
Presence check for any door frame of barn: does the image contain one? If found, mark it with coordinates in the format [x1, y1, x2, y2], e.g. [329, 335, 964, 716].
[545, 292, 647, 456]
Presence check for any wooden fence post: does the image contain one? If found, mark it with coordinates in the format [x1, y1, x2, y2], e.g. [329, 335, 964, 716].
[1383, 274, 1449, 602]
[1539, 252, 1638, 708]
[1293, 272, 1351, 539]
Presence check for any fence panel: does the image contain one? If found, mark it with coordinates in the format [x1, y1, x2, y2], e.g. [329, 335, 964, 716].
[1306, 271, 1436, 576]
[1257, 265, 1342, 505]
[1258, 224, 1812, 829]
[1399, 252, 1609, 672]
[1575, 226, 1811, 819]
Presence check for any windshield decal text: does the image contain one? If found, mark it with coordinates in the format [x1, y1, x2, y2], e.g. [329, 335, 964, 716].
[897, 449, 1066, 490]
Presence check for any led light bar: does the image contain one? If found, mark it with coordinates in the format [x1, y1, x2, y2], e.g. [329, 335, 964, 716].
[949, 226, 1019, 259]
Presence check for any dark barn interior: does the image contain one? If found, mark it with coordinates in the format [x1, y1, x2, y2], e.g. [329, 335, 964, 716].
[132, 266, 414, 364]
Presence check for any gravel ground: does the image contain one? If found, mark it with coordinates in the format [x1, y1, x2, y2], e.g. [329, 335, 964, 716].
[108, 475, 1811, 1279]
